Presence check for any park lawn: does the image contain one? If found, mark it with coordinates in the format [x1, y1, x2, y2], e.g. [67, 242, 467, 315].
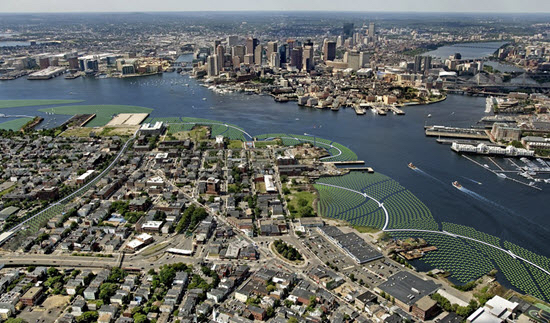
[38, 105, 153, 127]
[228, 140, 243, 149]
[288, 190, 316, 218]
[0, 99, 83, 109]
[190, 126, 209, 141]
[60, 127, 94, 137]
[0, 117, 34, 130]
[99, 126, 139, 137]
[254, 139, 281, 148]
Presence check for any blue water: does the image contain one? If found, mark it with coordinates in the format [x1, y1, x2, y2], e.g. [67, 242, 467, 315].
[0, 54, 548, 274]
[425, 41, 507, 60]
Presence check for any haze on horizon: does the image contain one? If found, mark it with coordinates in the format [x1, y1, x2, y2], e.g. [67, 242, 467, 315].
[1, 0, 550, 13]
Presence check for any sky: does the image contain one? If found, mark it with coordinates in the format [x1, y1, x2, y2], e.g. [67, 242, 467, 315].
[1, 0, 549, 13]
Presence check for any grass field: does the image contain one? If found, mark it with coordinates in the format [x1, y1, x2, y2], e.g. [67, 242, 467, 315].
[255, 133, 357, 162]
[228, 140, 243, 149]
[287, 190, 316, 218]
[0, 99, 83, 109]
[39, 105, 153, 127]
[0, 117, 34, 130]
[60, 127, 94, 137]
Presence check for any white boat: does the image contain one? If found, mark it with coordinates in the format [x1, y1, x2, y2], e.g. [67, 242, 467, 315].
[496, 173, 507, 179]
[202, 98, 207, 101]
[427, 114, 432, 118]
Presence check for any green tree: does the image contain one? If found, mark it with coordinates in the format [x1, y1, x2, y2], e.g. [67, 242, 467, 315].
[76, 311, 98, 323]
[133, 313, 148, 323]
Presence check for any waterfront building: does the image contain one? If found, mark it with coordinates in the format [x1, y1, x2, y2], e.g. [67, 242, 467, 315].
[216, 45, 225, 72]
[207, 55, 217, 77]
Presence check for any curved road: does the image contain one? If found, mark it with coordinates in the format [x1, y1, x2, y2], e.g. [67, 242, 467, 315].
[314, 182, 550, 277]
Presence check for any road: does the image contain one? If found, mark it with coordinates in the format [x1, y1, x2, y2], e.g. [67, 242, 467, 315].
[1, 132, 137, 246]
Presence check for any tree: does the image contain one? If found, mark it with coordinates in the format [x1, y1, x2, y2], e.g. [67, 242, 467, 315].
[133, 313, 148, 323]
[266, 306, 275, 318]
[77, 311, 98, 323]
[99, 283, 118, 303]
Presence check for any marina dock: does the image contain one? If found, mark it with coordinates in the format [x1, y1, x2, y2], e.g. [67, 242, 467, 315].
[425, 125, 489, 140]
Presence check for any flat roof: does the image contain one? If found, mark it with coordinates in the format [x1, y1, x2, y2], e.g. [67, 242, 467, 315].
[377, 272, 439, 306]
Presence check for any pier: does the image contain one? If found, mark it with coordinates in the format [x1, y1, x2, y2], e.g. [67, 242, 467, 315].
[425, 125, 489, 140]
[461, 154, 542, 190]
[388, 106, 405, 115]
[328, 161, 365, 165]
[341, 167, 375, 173]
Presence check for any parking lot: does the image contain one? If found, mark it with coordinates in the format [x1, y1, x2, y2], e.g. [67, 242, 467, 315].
[303, 231, 402, 288]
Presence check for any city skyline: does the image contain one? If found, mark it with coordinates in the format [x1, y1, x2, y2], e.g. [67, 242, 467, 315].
[2, 0, 550, 13]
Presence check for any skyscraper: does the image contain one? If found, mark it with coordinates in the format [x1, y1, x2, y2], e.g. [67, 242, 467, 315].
[270, 52, 280, 68]
[278, 44, 287, 65]
[216, 45, 225, 72]
[254, 45, 263, 66]
[290, 47, 303, 71]
[343, 23, 354, 38]
[414, 55, 423, 73]
[368, 22, 376, 43]
[303, 45, 314, 71]
[232, 45, 245, 62]
[323, 40, 336, 62]
[227, 35, 238, 47]
[246, 37, 259, 57]
[207, 55, 217, 77]
[423, 56, 432, 73]
[266, 42, 278, 62]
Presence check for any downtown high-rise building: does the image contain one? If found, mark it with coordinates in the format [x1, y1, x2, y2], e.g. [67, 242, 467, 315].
[254, 45, 263, 66]
[278, 44, 287, 65]
[207, 55, 217, 77]
[368, 22, 376, 43]
[270, 52, 280, 68]
[343, 23, 354, 38]
[216, 45, 225, 72]
[227, 35, 238, 47]
[323, 40, 336, 62]
[303, 45, 314, 71]
[232, 45, 246, 62]
[266, 41, 278, 62]
[290, 47, 303, 71]
[246, 37, 259, 57]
